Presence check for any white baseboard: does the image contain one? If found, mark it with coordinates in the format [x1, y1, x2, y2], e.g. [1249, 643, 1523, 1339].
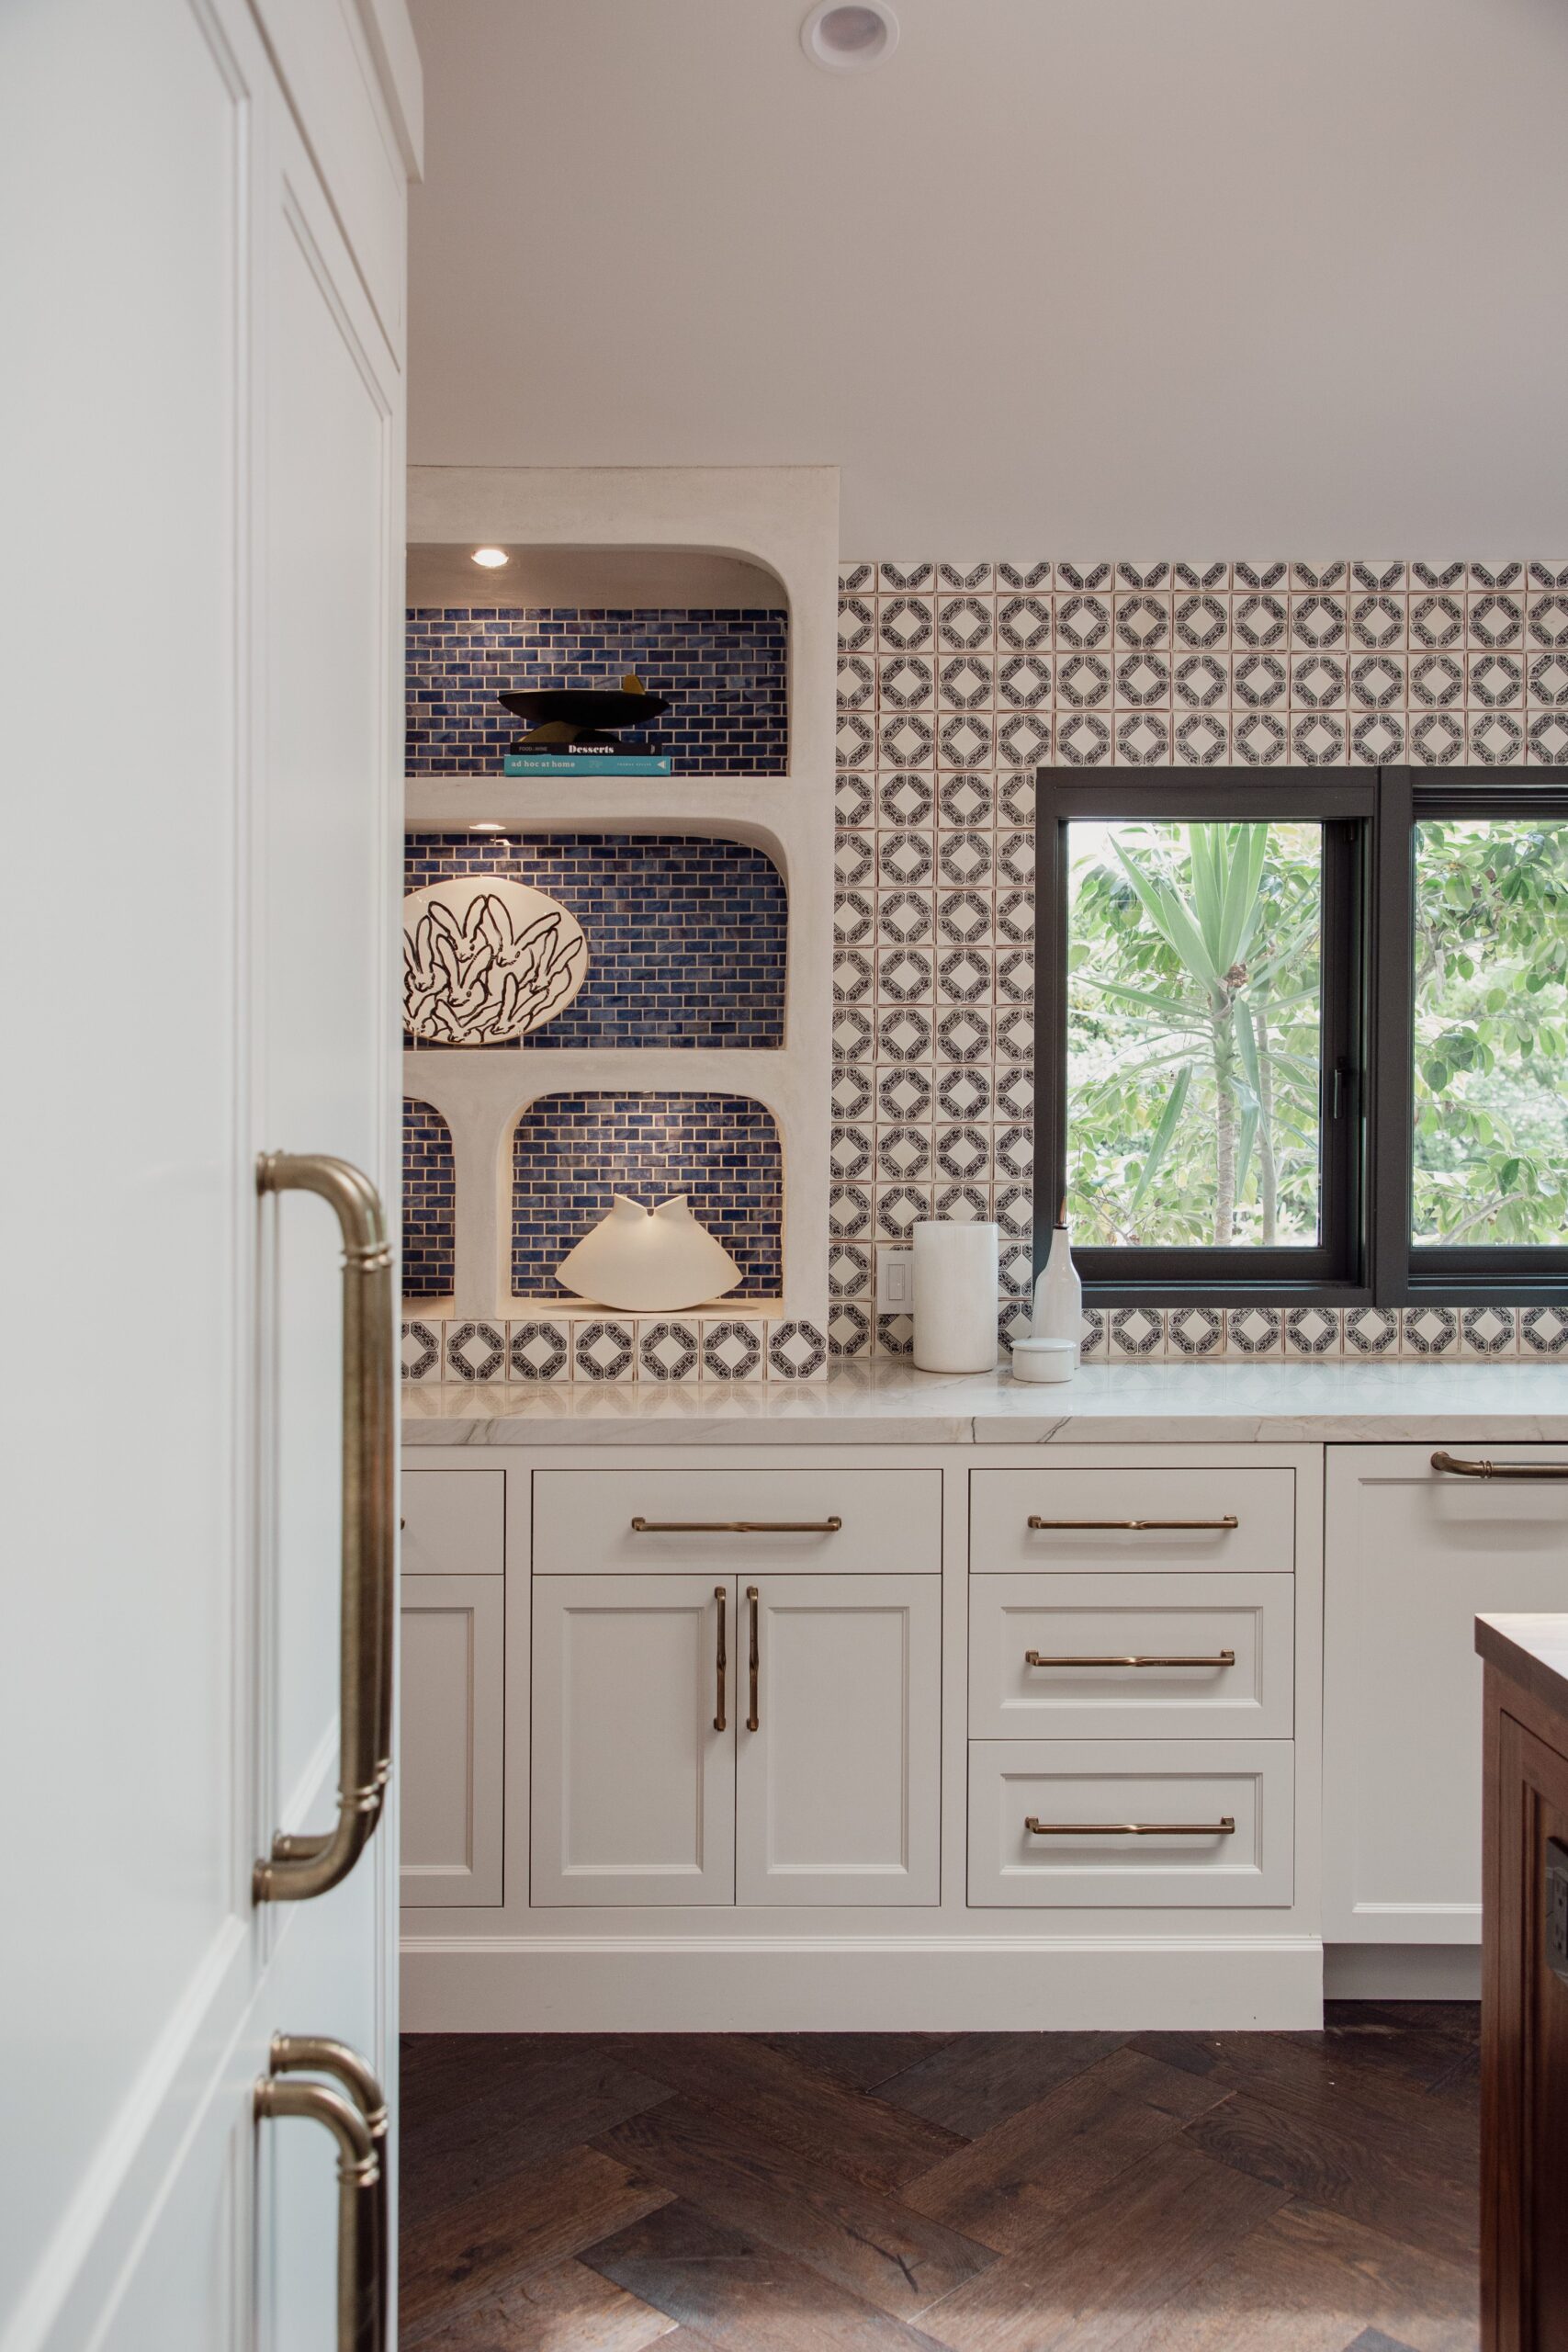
[400, 1934, 1325, 2032]
[1323, 1942, 1482, 2000]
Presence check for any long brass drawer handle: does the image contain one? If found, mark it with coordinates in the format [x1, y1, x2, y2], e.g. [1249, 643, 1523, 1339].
[631, 1516, 843, 1534]
[254, 1153, 395, 1904]
[747, 1584, 761, 1732]
[1027, 1514, 1239, 1532]
[271, 2037, 388, 2350]
[1024, 1650, 1236, 1669]
[1431, 1449, 1568, 1480]
[1024, 1816, 1236, 1838]
[713, 1586, 728, 1732]
[254, 2060, 383, 2352]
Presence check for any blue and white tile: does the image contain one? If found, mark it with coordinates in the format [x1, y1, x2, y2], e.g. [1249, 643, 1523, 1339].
[768, 1319, 829, 1379]
[701, 1317, 766, 1380]
[1346, 1306, 1398, 1357]
[507, 1317, 571, 1383]
[1225, 1306, 1282, 1358]
[401, 1319, 442, 1383]
[444, 1319, 507, 1382]
[637, 1318, 702, 1382]
[573, 1317, 637, 1383]
[1402, 1306, 1458, 1359]
[1284, 1306, 1340, 1359]
[1461, 1306, 1516, 1359]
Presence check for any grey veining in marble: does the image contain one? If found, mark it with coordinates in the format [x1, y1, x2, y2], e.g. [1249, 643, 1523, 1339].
[401, 1356, 1568, 1447]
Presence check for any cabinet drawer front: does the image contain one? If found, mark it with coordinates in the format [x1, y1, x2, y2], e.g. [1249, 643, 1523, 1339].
[533, 1469, 942, 1577]
[967, 1739, 1293, 1908]
[401, 1468, 505, 1577]
[971, 1468, 1293, 1576]
[969, 1573, 1294, 1740]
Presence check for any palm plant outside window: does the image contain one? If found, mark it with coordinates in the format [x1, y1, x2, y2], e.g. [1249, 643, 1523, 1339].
[1035, 767, 1568, 1305]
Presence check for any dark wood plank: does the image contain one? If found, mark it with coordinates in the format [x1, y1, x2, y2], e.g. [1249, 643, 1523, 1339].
[902, 2047, 1233, 2252]
[913, 2139, 1290, 2352]
[876, 2032, 1131, 2138]
[400, 2037, 674, 2211]
[1182, 2088, 1478, 2266]
[753, 2033, 964, 2092]
[400, 2144, 673, 2346]
[1127, 2030, 1479, 2176]
[594, 2093, 996, 2321]
[1105, 2199, 1479, 2352]
[616, 2034, 964, 2193]
[405, 2256, 679, 2351]
[582, 2197, 952, 2351]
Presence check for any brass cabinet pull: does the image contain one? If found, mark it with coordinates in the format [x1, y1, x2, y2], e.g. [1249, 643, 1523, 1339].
[1024, 1649, 1236, 1669]
[713, 1586, 728, 1732]
[631, 1516, 843, 1534]
[1024, 1816, 1236, 1838]
[254, 1153, 395, 1903]
[254, 2048, 385, 2352]
[747, 1584, 761, 1732]
[1027, 1514, 1239, 1532]
[270, 2037, 388, 2351]
[1431, 1449, 1568, 1480]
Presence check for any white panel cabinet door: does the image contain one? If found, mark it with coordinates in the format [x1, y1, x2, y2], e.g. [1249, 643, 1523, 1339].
[1325, 1443, 1568, 1943]
[735, 1575, 942, 1906]
[0, 4, 415, 2348]
[532, 1576, 736, 1906]
[401, 1576, 505, 1906]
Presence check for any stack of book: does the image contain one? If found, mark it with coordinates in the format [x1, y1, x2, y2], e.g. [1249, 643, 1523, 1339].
[503, 745, 672, 776]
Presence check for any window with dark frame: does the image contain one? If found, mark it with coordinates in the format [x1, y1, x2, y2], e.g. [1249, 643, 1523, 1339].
[1033, 765, 1568, 1306]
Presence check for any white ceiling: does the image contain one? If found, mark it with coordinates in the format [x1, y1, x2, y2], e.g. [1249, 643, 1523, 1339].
[407, 0, 1568, 552]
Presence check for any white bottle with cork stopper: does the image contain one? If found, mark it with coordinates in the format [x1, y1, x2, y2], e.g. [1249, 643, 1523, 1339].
[1031, 1199, 1082, 1363]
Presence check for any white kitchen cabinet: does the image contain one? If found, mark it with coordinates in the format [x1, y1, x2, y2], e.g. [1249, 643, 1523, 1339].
[1325, 1443, 1568, 1943]
[736, 1575, 942, 1906]
[402, 1466, 506, 1575]
[400, 1574, 504, 1906]
[531, 1574, 737, 1906]
[969, 1572, 1294, 1741]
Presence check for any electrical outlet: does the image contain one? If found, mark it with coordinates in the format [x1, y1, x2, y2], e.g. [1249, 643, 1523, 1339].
[875, 1248, 913, 1313]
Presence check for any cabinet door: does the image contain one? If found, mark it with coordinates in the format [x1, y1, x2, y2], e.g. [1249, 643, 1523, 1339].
[1325, 1444, 1568, 1943]
[532, 1576, 735, 1906]
[735, 1575, 941, 1906]
[400, 1575, 504, 1906]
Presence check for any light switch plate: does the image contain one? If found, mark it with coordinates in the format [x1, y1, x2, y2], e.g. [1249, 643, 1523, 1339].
[876, 1248, 913, 1312]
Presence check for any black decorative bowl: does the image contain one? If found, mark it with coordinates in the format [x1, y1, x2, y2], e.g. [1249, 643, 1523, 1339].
[498, 688, 671, 730]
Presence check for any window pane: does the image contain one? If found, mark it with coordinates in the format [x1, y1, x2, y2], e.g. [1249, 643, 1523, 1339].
[1412, 818, 1568, 1247]
[1065, 820, 1324, 1248]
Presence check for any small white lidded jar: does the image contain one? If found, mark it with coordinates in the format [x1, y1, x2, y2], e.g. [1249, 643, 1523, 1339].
[1010, 1336, 1077, 1385]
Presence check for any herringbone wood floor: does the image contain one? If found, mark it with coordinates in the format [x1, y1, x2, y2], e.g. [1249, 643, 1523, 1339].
[400, 2005, 1481, 2352]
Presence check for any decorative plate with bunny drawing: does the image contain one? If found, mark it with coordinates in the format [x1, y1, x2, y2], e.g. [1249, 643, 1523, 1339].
[402, 876, 587, 1045]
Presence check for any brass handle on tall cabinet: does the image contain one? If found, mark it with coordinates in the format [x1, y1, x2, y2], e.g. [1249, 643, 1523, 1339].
[270, 2037, 389, 2350]
[254, 1153, 395, 1903]
[254, 2050, 385, 2352]
[713, 1586, 728, 1732]
[1431, 1450, 1568, 1480]
[747, 1585, 761, 1732]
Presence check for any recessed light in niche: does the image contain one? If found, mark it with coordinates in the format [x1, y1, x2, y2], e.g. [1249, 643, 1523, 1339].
[469, 546, 510, 569]
[801, 1, 898, 72]
[468, 821, 508, 834]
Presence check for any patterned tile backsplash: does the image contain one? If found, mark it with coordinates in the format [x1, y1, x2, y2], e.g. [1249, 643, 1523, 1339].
[404, 833, 786, 1050]
[400, 559, 1568, 1375]
[406, 607, 788, 775]
[403, 1098, 456, 1300]
[829, 554, 1568, 1365]
[510, 1091, 783, 1303]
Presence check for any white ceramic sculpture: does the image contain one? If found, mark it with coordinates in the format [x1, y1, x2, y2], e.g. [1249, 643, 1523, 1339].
[557, 1193, 742, 1312]
[403, 876, 587, 1045]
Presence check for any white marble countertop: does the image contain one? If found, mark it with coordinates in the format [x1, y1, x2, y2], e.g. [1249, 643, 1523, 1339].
[402, 1355, 1568, 1447]
[1476, 1611, 1568, 1720]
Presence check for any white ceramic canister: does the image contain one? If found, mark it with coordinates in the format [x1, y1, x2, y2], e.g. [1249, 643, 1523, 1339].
[911, 1219, 998, 1373]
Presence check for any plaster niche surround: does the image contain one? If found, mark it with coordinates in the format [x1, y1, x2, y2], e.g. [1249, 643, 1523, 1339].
[404, 465, 837, 1358]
